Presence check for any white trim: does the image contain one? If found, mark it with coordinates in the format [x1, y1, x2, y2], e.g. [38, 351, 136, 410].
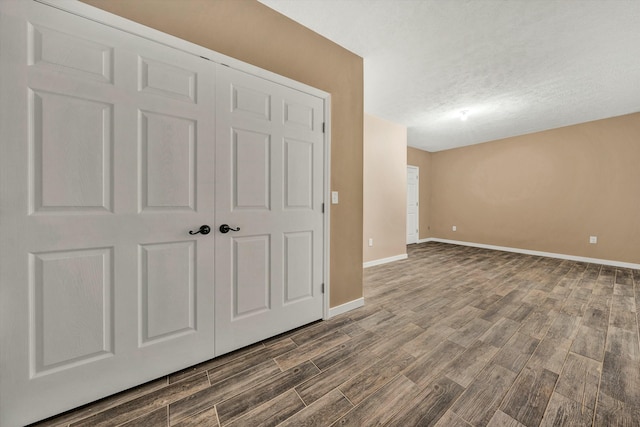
[425, 238, 640, 270]
[406, 165, 419, 244]
[322, 97, 332, 320]
[417, 238, 432, 244]
[328, 297, 364, 318]
[363, 254, 408, 268]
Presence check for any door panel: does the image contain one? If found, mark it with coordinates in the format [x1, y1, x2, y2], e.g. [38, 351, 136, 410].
[139, 241, 196, 344]
[31, 248, 114, 374]
[0, 3, 215, 426]
[31, 89, 113, 212]
[407, 166, 419, 244]
[215, 65, 325, 356]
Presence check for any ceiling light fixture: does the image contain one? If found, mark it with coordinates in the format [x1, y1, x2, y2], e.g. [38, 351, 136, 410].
[460, 110, 469, 121]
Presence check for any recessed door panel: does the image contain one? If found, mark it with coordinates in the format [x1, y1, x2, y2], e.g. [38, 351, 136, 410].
[30, 89, 112, 213]
[140, 242, 195, 344]
[233, 236, 270, 318]
[234, 128, 270, 210]
[28, 23, 113, 83]
[138, 57, 197, 103]
[232, 85, 270, 120]
[284, 231, 313, 303]
[284, 139, 313, 209]
[139, 111, 195, 211]
[284, 101, 314, 130]
[30, 248, 113, 375]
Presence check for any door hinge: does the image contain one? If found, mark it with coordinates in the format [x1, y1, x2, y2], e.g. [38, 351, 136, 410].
[322, 122, 325, 133]
[322, 203, 325, 213]
[321, 283, 325, 294]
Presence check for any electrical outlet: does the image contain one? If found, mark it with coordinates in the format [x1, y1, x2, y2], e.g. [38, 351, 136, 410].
[331, 191, 339, 204]
[368, 238, 373, 247]
[452, 225, 457, 232]
[589, 236, 597, 244]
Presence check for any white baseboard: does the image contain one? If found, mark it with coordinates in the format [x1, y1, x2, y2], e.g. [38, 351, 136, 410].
[417, 238, 432, 244]
[328, 297, 365, 318]
[363, 253, 408, 268]
[423, 238, 640, 270]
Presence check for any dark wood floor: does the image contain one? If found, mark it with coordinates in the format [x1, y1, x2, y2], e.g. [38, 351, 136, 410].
[33, 242, 640, 427]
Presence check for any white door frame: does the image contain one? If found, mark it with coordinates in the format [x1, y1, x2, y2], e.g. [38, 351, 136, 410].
[407, 165, 419, 244]
[36, 0, 332, 319]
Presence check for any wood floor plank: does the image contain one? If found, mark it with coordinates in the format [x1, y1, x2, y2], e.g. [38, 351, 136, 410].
[309, 330, 380, 371]
[480, 317, 521, 348]
[295, 349, 379, 405]
[289, 316, 353, 346]
[70, 373, 210, 427]
[171, 406, 219, 427]
[519, 309, 559, 340]
[571, 325, 606, 362]
[168, 343, 265, 384]
[215, 361, 319, 425]
[595, 393, 640, 427]
[451, 364, 518, 426]
[331, 375, 419, 427]
[443, 340, 500, 387]
[500, 366, 559, 427]
[605, 325, 640, 361]
[368, 321, 424, 356]
[207, 339, 297, 385]
[274, 330, 351, 371]
[433, 410, 473, 427]
[120, 407, 167, 427]
[448, 317, 494, 348]
[386, 375, 464, 427]
[168, 359, 281, 424]
[402, 324, 454, 358]
[554, 352, 600, 410]
[404, 339, 466, 386]
[598, 351, 640, 407]
[339, 349, 415, 405]
[492, 332, 540, 374]
[545, 312, 582, 341]
[526, 336, 572, 374]
[539, 392, 593, 427]
[277, 389, 352, 427]
[223, 389, 304, 427]
[486, 410, 526, 427]
[30, 377, 169, 427]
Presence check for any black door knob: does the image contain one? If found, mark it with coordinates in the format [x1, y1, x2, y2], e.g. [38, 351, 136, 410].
[219, 224, 241, 233]
[189, 225, 211, 235]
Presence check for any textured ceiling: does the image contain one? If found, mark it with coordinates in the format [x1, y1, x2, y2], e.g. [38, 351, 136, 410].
[259, 0, 640, 151]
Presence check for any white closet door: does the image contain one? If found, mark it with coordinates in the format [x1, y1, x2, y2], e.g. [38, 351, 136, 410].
[407, 166, 419, 244]
[0, 3, 215, 426]
[214, 65, 325, 355]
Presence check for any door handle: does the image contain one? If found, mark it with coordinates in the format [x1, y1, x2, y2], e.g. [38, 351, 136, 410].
[189, 225, 211, 235]
[219, 224, 240, 234]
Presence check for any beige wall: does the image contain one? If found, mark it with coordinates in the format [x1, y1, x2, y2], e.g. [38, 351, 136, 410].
[430, 112, 640, 264]
[82, 0, 364, 306]
[363, 114, 407, 263]
[407, 147, 433, 240]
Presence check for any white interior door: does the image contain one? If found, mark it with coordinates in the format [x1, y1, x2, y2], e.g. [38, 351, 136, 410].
[0, 3, 215, 426]
[407, 166, 419, 244]
[214, 65, 325, 355]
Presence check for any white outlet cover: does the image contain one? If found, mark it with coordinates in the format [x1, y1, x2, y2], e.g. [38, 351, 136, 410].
[368, 238, 373, 247]
[332, 191, 339, 204]
[589, 236, 597, 244]
[452, 225, 457, 231]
